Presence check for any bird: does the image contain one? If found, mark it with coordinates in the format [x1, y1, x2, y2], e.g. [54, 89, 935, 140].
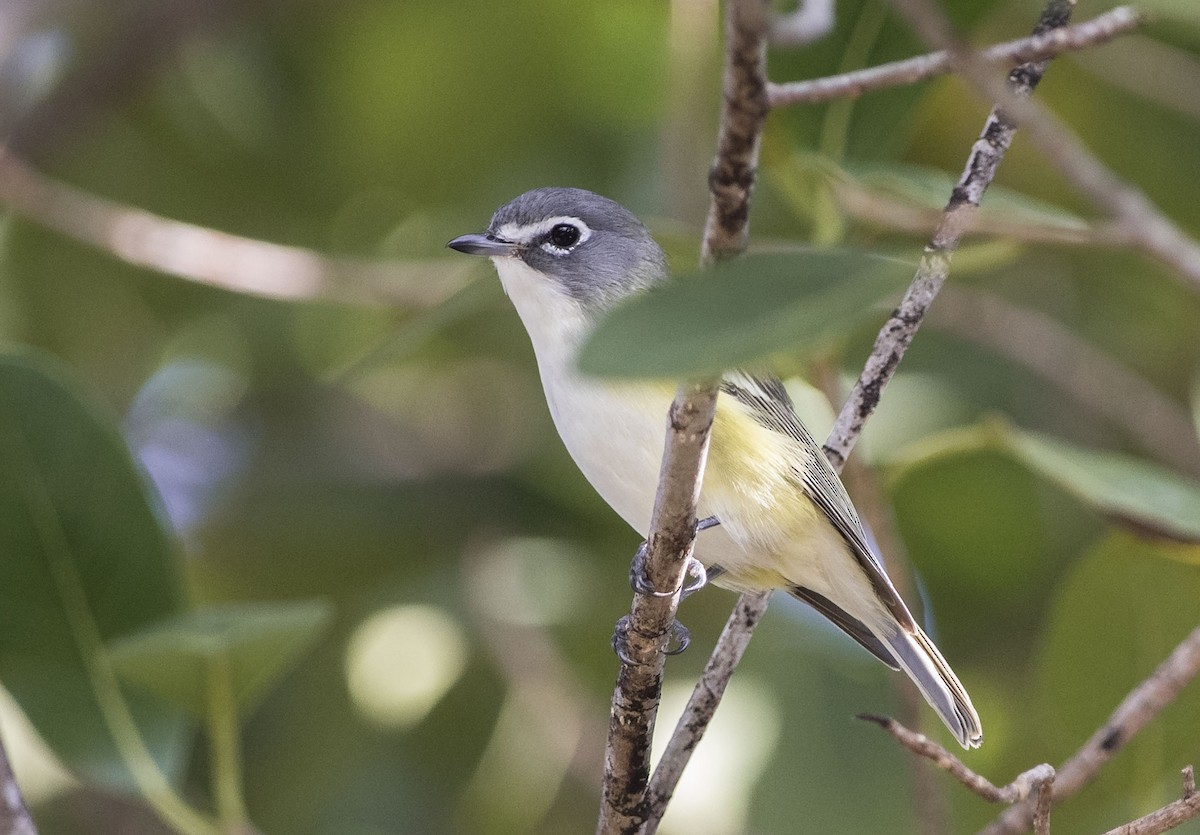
[447, 186, 982, 749]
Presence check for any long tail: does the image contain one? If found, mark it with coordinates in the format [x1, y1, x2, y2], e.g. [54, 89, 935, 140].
[884, 624, 983, 749]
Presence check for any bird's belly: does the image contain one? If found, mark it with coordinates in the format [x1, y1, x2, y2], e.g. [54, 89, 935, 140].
[543, 374, 673, 537]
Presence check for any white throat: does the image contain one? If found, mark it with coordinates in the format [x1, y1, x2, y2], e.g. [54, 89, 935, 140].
[491, 256, 593, 376]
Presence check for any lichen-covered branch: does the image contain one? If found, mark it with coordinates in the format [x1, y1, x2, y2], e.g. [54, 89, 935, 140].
[596, 1, 770, 833]
[823, 0, 1071, 469]
[886, 0, 1200, 293]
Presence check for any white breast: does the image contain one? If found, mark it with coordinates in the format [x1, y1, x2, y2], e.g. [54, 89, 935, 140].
[493, 257, 671, 535]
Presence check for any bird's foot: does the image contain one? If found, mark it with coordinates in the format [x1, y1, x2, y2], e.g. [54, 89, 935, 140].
[611, 616, 692, 664]
[628, 516, 722, 597]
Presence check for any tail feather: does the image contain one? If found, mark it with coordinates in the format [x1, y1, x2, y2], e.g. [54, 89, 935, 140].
[884, 624, 983, 750]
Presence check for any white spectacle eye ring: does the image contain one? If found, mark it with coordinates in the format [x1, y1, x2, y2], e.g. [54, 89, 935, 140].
[495, 216, 592, 256]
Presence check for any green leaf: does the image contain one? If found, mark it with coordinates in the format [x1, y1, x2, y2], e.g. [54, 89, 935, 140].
[577, 250, 912, 378]
[108, 600, 333, 717]
[0, 348, 190, 790]
[889, 421, 1200, 544]
[1004, 429, 1200, 543]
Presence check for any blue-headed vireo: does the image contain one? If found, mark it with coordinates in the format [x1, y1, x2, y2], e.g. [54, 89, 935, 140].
[448, 187, 982, 749]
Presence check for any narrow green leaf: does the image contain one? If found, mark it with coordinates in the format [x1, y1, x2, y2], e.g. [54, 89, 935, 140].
[0, 348, 190, 790]
[577, 250, 912, 378]
[888, 420, 1200, 544]
[108, 600, 333, 717]
[1004, 429, 1200, 543]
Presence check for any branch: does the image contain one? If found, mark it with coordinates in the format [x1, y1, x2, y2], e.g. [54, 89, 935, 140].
[886, 0, 1200, 293]
[862, 715, 1055, 805]
[0, 147, 471, 308]
[642, 0, 1076, 823]
[0, 733, 37, 835]
[596, 1, 770, 832]
[982, 623, 1200, 834]
[824, 0, 1070, 470]
[642, 591, 769, 824]
[768, 7, 1141, 107]
[1101, 767, 1200, 835]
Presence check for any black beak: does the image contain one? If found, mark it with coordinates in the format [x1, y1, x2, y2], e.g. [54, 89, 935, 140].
[447, 233, 518, 257]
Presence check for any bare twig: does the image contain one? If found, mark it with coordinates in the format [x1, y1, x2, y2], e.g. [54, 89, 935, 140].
[824, 0, 1071, 470]
[0, 732, 37, 835]
[1100, 766, 1200, 835]
[642, 591, 769, 824]
[982, 623, 1200, 834]
[597, 2, 770, 830]
[861, 715, 1055, 806]
[768, 7, 1140, 107]
[886, 0, 1200, 293]
[0, 147, 471, 308]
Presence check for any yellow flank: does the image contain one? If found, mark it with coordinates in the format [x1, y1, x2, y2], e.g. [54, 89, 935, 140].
[706, 394, 814, 541]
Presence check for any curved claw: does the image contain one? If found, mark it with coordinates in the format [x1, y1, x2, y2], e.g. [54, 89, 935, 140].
[681, 556, 709, 597]
[629, 517, 723, 598]
[611, 616, 637, 665]
[629, 541, 675, 597]
[665, 620, 691, 655]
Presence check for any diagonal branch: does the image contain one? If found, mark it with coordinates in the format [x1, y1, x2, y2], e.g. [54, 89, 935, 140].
[768, 6, 1140, 108]
[642, 0, 1075, 825]
[1100, 768, 1200, 835]
[981, 623, 1200, 835]
[886, 0, 1200, 293]
[596, 1, 770, 832]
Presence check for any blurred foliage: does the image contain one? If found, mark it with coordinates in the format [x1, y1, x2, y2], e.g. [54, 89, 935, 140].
[0, 0, 1199, 833]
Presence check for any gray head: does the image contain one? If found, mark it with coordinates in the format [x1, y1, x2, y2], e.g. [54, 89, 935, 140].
[447, 187, 667, 309]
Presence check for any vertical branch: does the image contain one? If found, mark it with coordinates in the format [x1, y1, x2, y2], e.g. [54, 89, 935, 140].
[596, 2, 770, 833]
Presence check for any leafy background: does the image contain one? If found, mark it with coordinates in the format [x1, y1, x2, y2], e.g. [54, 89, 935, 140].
[1, 0, 1199, 833]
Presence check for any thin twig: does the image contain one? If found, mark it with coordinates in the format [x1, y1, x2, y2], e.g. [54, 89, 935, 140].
[0, 147, 472, 308]
[642, 591, 769, 825]
[643, 0, 1075, 824]
[886, 0, 1200, 293]
[597, 2, 770, 832]
[861, 715, 1055, 806]
[0, 732, 37, 835]
[982, 624, 1200, 834]
[1100, 766, 1200, 835]
[768, 7, 1140, 107]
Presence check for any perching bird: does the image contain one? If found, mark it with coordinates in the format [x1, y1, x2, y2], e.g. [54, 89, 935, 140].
[448, 187, 982, 749]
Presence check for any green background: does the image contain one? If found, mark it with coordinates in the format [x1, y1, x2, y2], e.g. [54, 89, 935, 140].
[1, 0, 1199, 832]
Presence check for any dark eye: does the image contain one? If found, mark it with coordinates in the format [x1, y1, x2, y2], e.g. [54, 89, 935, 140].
[548, 223, 581, 249]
